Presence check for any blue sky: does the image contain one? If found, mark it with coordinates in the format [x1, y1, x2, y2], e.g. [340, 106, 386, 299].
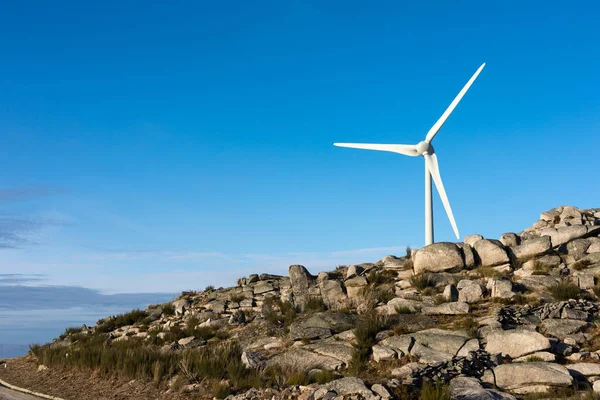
[1, 0, 599, 305]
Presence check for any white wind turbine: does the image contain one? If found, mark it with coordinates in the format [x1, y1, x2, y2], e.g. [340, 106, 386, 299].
[334, 63, 485, 246]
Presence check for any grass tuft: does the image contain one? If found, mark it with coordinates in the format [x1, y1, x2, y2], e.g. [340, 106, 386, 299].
[409, 274, 436, 291]
[548, 282, 581, 301]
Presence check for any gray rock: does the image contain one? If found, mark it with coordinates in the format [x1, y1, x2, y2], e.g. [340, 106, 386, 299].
[322, 377, 373, 397]
[487, 278, 514, 299]
[567, 363, 600, 378]
[253, 281, 275, 294]
[391, 362, 421, 379]
[413, 242, 465, 274]
[268, 348, 344, 371]
[510, 236, 552, 260]
[371, 383, 391, 398]
[380, 335, 413, 356]
[457, 280, 484, 303]
[457, 243, 477, 269]
[501, 233, 520, 247]
[576, 273, 595, 290]
[411, 329, 470, 355]
[172, 299, 191, 317]
[483, 362, 573, 394]
[541, 226, 588, 248]
[540, 319, 587, 339]
[443, 284, 459, 302]
[451, 376, 517, 400]
[465, 234, 484, 246]
[567, 239, 591, 260]
[422, 301, 470, 315]
[346, 265, 364, 279]
[473, 239, 509, 267]
[289, 265, 316, 310]
[457, 338, 480, 357]
[319, 279, 347, 309]
[513, 351, 556, 362]
[306, 343, 354, 365]
[411, 342, 453, 363]
[517, 275, 559, 291]
[372, 344, 397, 362]
[485, 329, 551, 358]
[387, 298, 422, 314]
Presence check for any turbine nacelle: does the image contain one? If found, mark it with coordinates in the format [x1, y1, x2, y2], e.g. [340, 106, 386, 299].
[416, 141, 433, 156]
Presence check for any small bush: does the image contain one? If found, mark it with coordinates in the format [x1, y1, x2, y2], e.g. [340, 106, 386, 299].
[395, 305, 415, 314]
[405, 246, 412, 259]
[421, 287, 438, 297]
[351, 314, 392, 372]
[162, 303, 175, 316]
[96, 309, 148, 333]
[433, 295, 447, 305]
[367, 269, 396, 285]
[419, 380, 451, 400]
[410, 274, 436, 291]
[305, 296, 327, 312]
[531, 261, 551, 275]
[548, 282, 581, 301]
[205, 285, 215, 292]
[476, 265, 501, 278]
[573, 259, 593, 271]
[523, 355, 544, 362]
[212, 381, 231, 399]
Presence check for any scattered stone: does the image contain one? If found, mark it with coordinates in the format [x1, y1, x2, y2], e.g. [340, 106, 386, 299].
[322, 377, 373, 397]
[540, 319, 587, 339]
[457, 280, 484, 303]
[443, 284, 459, 302]
[372, 344, 397, 362]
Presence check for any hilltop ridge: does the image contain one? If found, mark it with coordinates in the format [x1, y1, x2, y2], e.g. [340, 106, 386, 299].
[2, 205, 600, 400]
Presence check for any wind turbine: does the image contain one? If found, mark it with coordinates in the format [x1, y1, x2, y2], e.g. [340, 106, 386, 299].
[334, 63, 485, 246]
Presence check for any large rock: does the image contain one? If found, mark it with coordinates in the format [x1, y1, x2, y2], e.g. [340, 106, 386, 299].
[510, 236, 552, 260]
[464, 234, 484, 246]
[410, 329, 470, 356]
[172, 299, 191, 317]
[380, 335, 413, 355]
[500, 233, 520, 247]
[487, 278, 514, 299]
[346, 265, 364, 279]
[483, 363, 573, 394]
[289, 265, 316, 309]
[443, 284, 459, 302]
[540, 319, 587, 339]
[457, 280, 484, 303]
[306, 342, 354, 365]
[517, 275, 559, 291]
[541, 226, 588, 248]
[319, 278, 347, 309]
[267, 348, 344, 371]
[451, 376, 517, 400]
[485, 329, 551, 358]
[567, 239, 591, 260]
[413, 242, 464, 274]
[422, 301, 470, 315]
[567, 363, 600, 378]
[473, 239, 510, 267]
[372, 344, 397, 362]
[457, 243, 476, 269]
[386, 298, 423, 314]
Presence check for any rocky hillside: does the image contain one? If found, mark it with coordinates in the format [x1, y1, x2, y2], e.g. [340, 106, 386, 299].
[8, 205, 600, 400]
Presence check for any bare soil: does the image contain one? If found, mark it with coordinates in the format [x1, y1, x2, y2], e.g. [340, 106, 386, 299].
[0, 355, 203, 400]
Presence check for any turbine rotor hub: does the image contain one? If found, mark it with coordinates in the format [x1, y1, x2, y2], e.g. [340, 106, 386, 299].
[416, 141, 434, 155]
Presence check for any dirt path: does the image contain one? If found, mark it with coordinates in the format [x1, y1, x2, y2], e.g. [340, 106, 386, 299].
[0, 386, 45, 400]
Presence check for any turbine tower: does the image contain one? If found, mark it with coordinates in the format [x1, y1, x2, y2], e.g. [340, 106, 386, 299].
[334, 63, 485, 246]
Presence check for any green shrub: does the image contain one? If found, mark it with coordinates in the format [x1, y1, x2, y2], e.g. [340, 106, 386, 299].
[548, 282, 581, 301]
[212, 381, 231, 399]
[367, 269, 396, 285]
[305, 296, 327, 312]
[161, 303, 175, 316]
[350, 314, 392, 372]
[205, 285, 215, 292]
[410, 274, 436, 291]
[395, 305, 415, 314]
[573, 259, 593, 271]
[476, 265, 502, 278]
[531, 261, 551, 275]
[96, 309, 148, 333]
[523, 355, 544, 362]
[419, 380, 451, 400]
[405, 246, 412, 259]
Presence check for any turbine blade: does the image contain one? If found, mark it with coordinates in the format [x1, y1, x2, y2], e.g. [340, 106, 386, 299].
[333, 143, 418, 156]
[425, 63, 486, 143]
[424, 153, 460, 239]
